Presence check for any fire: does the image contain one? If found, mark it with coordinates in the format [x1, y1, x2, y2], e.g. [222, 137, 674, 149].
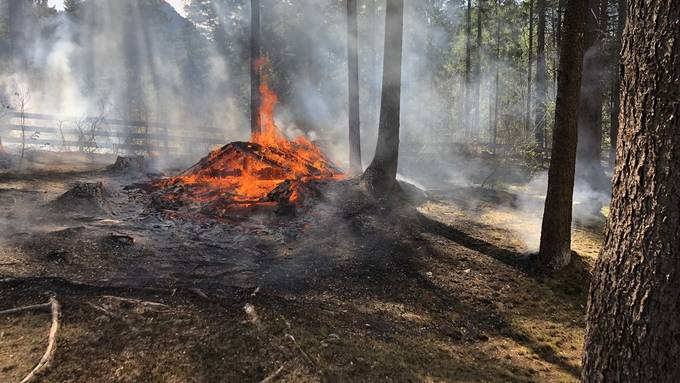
[153, 59, 342, 211]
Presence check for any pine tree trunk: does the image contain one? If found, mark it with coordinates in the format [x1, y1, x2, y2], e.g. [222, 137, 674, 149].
[250, 0, 261, 136]
[582, 0, 680, 380]
[362, 0, 404, 195]
[534, 0, 547, 149]
[608, 0, 624, 169]
[575, 0, 609, 192]
[536, 0, 588, 270]
[347, 0, 362, 174]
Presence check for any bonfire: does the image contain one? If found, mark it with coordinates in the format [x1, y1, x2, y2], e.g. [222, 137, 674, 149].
[152, 64, 343, 216]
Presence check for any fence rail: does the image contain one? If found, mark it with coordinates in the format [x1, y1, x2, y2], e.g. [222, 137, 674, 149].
[0, 112, 226, 154]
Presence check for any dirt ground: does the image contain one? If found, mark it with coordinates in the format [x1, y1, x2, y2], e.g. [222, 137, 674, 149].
[0, 152, 603, 382]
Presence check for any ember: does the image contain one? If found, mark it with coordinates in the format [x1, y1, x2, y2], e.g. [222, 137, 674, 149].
[152, 61, 343, 214]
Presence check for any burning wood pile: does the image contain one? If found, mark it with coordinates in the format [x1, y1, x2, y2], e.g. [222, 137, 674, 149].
[148, 73, 343, 218]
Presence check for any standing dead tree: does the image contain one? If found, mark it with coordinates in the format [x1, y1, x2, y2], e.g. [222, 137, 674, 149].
[11, 83, 30, 160]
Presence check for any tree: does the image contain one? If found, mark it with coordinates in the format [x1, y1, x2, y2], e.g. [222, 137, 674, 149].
[464, 0, 472, 139]
[491, 0, 501, 152]
[250, 0, 261, 136]
[524, 0, 534, 138]
[536, 0, 588, 270]
[581, 0, 680, 380]
[361, 0, 404, 195]
[473, 0, 483, 141]
[608, 0, 624, 169]
[575, 0, 609, 192]
[64, 0, 82, 15]
[347, 0, 362, 174]
[534, 0, 547, 148]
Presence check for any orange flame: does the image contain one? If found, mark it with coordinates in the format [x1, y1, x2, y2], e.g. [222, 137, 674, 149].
[155, 58, 342, 210]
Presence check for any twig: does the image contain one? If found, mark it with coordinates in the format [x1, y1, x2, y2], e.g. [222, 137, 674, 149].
[187, 288, 209, 299]
[259, 364, 286, 383]
[0, 297, 61, 383]
[101, 295, 167, 308]
[285, 333, 314, 366]
[86, 302, 120, 319]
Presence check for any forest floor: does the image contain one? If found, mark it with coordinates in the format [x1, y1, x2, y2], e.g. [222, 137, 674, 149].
[0, 151, 604, 382]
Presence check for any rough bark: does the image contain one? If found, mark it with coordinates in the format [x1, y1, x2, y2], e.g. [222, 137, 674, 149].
[250, 0, 262, 136]
[536, 0, 588, 270]
[582, 0, 680, 383]
[362, 0, 404, 195]
[608, 0, 624, 169]
[534, 0, 547, 148]
[347, 0, 362, 175]
[581, 0, 680, 380]
[575, 0, 609, 192]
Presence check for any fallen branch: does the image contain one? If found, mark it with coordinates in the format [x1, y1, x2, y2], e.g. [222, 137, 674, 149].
[285, 333, 314, 366]
[0, 297, 61, 383]
[187, 288, 209, 299]
[259, 364, 286, 383]
[101, 295, 167, 308]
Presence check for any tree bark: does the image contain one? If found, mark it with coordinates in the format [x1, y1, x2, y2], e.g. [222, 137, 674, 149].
[347, 0, 362, 175]
[608, 0, 624, 169]
[250, 0, 261, 137]
[581, 0, 680, 380]
[534, 0, 547, 148]
[362, 0, 404, 195]
[575, 0, 609, 192]
[536, 0, 588, 270]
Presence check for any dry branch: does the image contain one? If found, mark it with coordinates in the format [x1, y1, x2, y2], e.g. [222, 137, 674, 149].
[259, 364, 286, 383]
[285, 333, 314, 366]
[0, 297, 61, 383]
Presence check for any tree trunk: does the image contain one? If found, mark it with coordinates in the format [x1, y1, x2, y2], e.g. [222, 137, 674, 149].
[250, 0, 261, 137]
[362, 0, 404, 195]
[534, 0, 546, 149]
[524, 0, 534, 138]
[608, 0, 624, 169]
[464, 0, 472, 139]
[575, 0, 609, 192]
[492, 0, 501, 152]
[536, 0, 588, 270]
[347, 0, 362, 175]
[581, 0, 680, 380]
[474, 0, 483, 141]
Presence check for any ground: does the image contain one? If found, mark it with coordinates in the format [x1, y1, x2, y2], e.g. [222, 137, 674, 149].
[0, 152, 603, 382]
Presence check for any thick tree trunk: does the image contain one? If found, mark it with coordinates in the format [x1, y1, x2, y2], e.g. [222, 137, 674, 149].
[581, 0, 680, 380]
[608, 0, 624, 169]
[250, 0, 261, 137]
[534, 0, 546, 148]
[362, 0, 404, 195]
[575, 0, 609, 192]
[347, 0, 362, 174]
[524, 0, 534, 137]
[536, 0, 588, 270]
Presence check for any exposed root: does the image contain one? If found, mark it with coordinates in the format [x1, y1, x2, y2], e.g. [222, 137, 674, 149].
[0, 297, 61, 383]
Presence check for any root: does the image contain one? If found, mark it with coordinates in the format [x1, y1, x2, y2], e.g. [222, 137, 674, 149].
[0, 297, 61, 383]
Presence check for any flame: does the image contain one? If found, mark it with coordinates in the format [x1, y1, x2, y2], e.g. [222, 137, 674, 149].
[155, 58, 342, 211]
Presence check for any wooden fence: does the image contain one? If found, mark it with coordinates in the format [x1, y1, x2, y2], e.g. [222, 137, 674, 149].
[0, 112, 226, 154]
